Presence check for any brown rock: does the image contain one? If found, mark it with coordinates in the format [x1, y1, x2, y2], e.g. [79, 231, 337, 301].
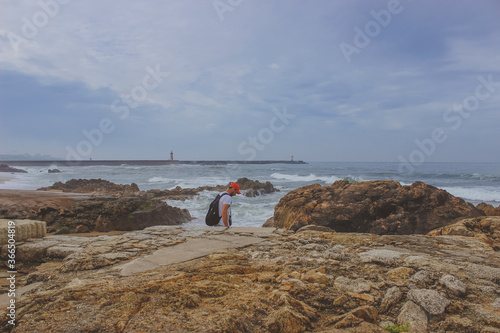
[428, 216, 500, 248]
[266, 307, 311, 333]
[380, 286, 403, 313]
[477, 202, 500, 216]
[38, 178, 140, 196]
[397, 301, 428, 333]
[387, 267, 415, 283]
[235, 177, 279, 197]
[274, 180, 484, 234]
[0, 190, 191, 233]
[297, 225, 336, 233]
[329, 306, 379, 328]
[75, 224, 90, 233]
[263, 217, 276, 227]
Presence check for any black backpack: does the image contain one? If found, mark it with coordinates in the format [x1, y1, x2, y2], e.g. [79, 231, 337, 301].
[205, 192, 230, 226]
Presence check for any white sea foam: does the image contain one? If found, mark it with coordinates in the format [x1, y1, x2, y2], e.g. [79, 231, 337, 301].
[442, 186, 500, 204]
[270, 172, 341, 184]
[148, 176, 170, 183]
[2, 162, 500, 226]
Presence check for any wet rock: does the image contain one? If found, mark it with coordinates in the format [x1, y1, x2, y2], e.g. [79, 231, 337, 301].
[274, 180, 483, 234]
[408, 289, 451, 315]
[48, 169, 61, 173]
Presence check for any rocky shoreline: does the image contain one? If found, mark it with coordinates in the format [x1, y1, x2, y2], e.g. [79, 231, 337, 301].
[0, 223, 499, 332]
[0, 179, 499, 332]
[0, 178, 278, 234]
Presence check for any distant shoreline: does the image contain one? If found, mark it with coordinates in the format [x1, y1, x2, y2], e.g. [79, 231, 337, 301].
[0, 160, 307, 167]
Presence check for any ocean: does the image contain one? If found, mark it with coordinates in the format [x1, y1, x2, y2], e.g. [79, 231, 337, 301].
[1, 162, 499, 227]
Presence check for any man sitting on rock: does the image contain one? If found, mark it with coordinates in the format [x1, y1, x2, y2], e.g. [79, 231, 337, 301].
[218, 183, 241, 227]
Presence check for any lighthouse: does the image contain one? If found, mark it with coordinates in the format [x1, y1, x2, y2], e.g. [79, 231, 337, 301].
[170, 150, 174, 161]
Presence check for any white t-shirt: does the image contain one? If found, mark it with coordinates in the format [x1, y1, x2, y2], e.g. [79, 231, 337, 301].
[218, 192, 232, 226]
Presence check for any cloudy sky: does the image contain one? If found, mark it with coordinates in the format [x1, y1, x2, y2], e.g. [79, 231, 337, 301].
[0, 0, 499, 162]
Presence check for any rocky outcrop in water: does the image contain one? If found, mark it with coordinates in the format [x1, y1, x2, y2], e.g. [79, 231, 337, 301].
[0, 164, 27, 173]
[38, 177, 278, 201]
[1, 225, 499, 332]
[38, 178, 140, 197]
[274, 180, 484, 234]
[235, 177, 279, 197]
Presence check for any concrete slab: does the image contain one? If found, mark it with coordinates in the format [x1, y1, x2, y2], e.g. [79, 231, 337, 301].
[119, 234, 264, 276]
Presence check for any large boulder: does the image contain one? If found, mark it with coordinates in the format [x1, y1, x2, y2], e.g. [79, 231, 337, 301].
[274, 180, 484, 234]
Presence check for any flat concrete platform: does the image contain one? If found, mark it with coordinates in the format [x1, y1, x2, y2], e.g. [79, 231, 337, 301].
[118, 231, 269, 276]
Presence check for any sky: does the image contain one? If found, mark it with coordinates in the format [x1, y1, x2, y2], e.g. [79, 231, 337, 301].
[0, 0, 499, 163]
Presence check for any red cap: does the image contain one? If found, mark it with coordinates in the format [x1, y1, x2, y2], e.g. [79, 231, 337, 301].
[230, 182, 241, 194]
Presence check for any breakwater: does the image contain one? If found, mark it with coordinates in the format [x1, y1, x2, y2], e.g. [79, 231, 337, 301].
[1, 160, 306, 166]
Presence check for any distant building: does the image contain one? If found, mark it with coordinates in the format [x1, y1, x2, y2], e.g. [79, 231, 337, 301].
[170, 151, 174, 161]
[291, 155, 294, 161]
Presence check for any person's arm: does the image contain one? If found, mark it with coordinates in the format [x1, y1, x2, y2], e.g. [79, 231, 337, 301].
[221, 203, 230, 227]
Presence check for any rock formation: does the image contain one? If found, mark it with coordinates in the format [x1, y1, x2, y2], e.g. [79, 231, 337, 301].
[428, 216, 500, 250]
[38, 177, 278, 201]
[0, 164, 27, 173]
[38, 178, 140, 197]
[477, 202, 500, 216]
[1, 225, 498, 332]
[235, 177, 279, 197]
[0, 190, 191, 234]
[274, 180, 484, 234]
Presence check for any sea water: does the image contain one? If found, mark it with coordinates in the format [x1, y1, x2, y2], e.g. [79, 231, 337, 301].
[1, 162, 499, 227]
